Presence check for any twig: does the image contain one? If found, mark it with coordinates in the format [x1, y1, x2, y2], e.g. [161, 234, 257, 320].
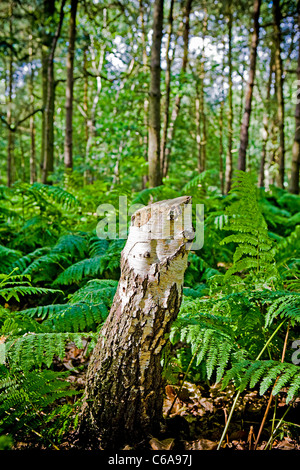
[253, 321, 290, 449]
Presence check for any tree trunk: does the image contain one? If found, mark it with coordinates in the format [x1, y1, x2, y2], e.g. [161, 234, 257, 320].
[238, 0, 261, 172]
[7, 1, 13, 187]
[163, 0, 193, 178]
[289, 0, 300, 194]
[77, 196, 194, 450]
[29, 32, 37, 184]
[225, 2, 233, 194]
[273, 0, 285, 188]
[259, 52, 273, 188]
[64, 0, 78, 174]
[139, 0, 149, 188]
[84, 31, 106, 185]
[40, 0, 55, 181]
[219, 98, 224, 195]
[160, 0, 175, 177]
[148, 0, 164, 188]
[42, 0, 66, 184]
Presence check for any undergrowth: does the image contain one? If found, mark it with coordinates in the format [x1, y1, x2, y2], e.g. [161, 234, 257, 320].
[0, 171, 299, 449]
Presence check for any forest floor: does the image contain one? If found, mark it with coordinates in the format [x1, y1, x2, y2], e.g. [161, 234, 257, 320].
[11, 340, 300, 451]
[55, 342, 300, 452]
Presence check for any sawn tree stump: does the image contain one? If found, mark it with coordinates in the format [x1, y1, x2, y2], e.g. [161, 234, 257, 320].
[76, 196, 194, 450]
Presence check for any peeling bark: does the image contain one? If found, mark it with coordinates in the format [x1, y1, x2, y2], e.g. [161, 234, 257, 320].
[77, 196, 194, 450]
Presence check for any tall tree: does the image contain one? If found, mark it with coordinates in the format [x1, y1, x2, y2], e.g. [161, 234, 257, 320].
[225, 0, 233, 194]
[195, 6, 208, 173]
[237, 0, 261, 172]
[259, 52, 273, 188]
[64, 0, 78, 174]
[163, 0, 193, 178]
[29, 29, 37, 184]
[148, 0, 164, 187]
[6, 1, 14, 187]
[42, 0, 66, 184]
[139, 0, 150, 188]
[273, 0, 285, 188]
[289, 0, 300, 194]
[160, 0, 175, 178]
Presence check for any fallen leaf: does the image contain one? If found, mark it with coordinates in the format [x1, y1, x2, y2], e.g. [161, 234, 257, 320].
[184, 439, 218, 450]
[149, 438, 175, 450]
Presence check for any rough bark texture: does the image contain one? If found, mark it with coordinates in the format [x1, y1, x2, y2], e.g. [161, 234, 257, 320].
[77, 196, 194, 450]
[238, 0, 261, 172]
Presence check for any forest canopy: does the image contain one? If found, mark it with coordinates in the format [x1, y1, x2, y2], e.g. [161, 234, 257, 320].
[0, 0, 299, 192]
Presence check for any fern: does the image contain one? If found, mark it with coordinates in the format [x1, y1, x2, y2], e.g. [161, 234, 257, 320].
[53, 240, 124, 286]
[0, 271, 62, 303]
[222, 360, 300, 403]
[5, 332, 92, 370]
[0, 245, 22, 273]
[17, 279, 117, 333]
[221, 171, 278, 287]
[0, 366, 77, 436]
[265, 292, 300, 327]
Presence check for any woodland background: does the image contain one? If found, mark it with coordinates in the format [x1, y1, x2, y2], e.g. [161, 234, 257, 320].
[0, 0, 299, 452]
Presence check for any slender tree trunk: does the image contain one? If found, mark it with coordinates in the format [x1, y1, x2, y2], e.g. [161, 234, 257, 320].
[64, 0, 78, 174]
[84, 35, 105, 185]
[160, 0, 175, 177]
[289, 0, 300, 194]
[238, 0, 261, 172]
[42, 0, 66, 184]
[41, 0, 55, 181]
[273, 0, 285, 188]
[225, 2, 233, 194]
[259, 53, 273, 188]
[163, 0, 193, 178]
[82, 45, 89, 146]
[29, 32, 37, 184]
[195, 83, 202, 172]
[197, 7, 207, 173]
[219, 98, 224, 195]
[148, 0, 164, 187]
[77, 196, 194, 450]
[7, 1, 13, 187]
[139, 0, 149, 188]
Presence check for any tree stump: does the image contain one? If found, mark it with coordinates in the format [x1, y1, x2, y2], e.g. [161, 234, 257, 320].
[76, 196, 194, 450]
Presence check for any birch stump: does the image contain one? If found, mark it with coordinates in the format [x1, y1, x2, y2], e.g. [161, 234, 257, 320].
[77, 196, 194, 449]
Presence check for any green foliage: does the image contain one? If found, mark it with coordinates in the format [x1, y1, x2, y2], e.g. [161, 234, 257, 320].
[0, 366, 78, 437]
[5, 332, 93, 370]
[220, 171, 278, 287]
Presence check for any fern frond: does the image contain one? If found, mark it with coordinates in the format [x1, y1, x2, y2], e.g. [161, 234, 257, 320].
[0, 245, 22, 273]
[223, 359, 300, 403]
[0, 367, 77, 434]
[52, 256, 102, 286]
[52, 233, 89, 259]
[265, 293, 300, 327]
[5, 332, 91, 370]
[0, 286, 62, 303]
